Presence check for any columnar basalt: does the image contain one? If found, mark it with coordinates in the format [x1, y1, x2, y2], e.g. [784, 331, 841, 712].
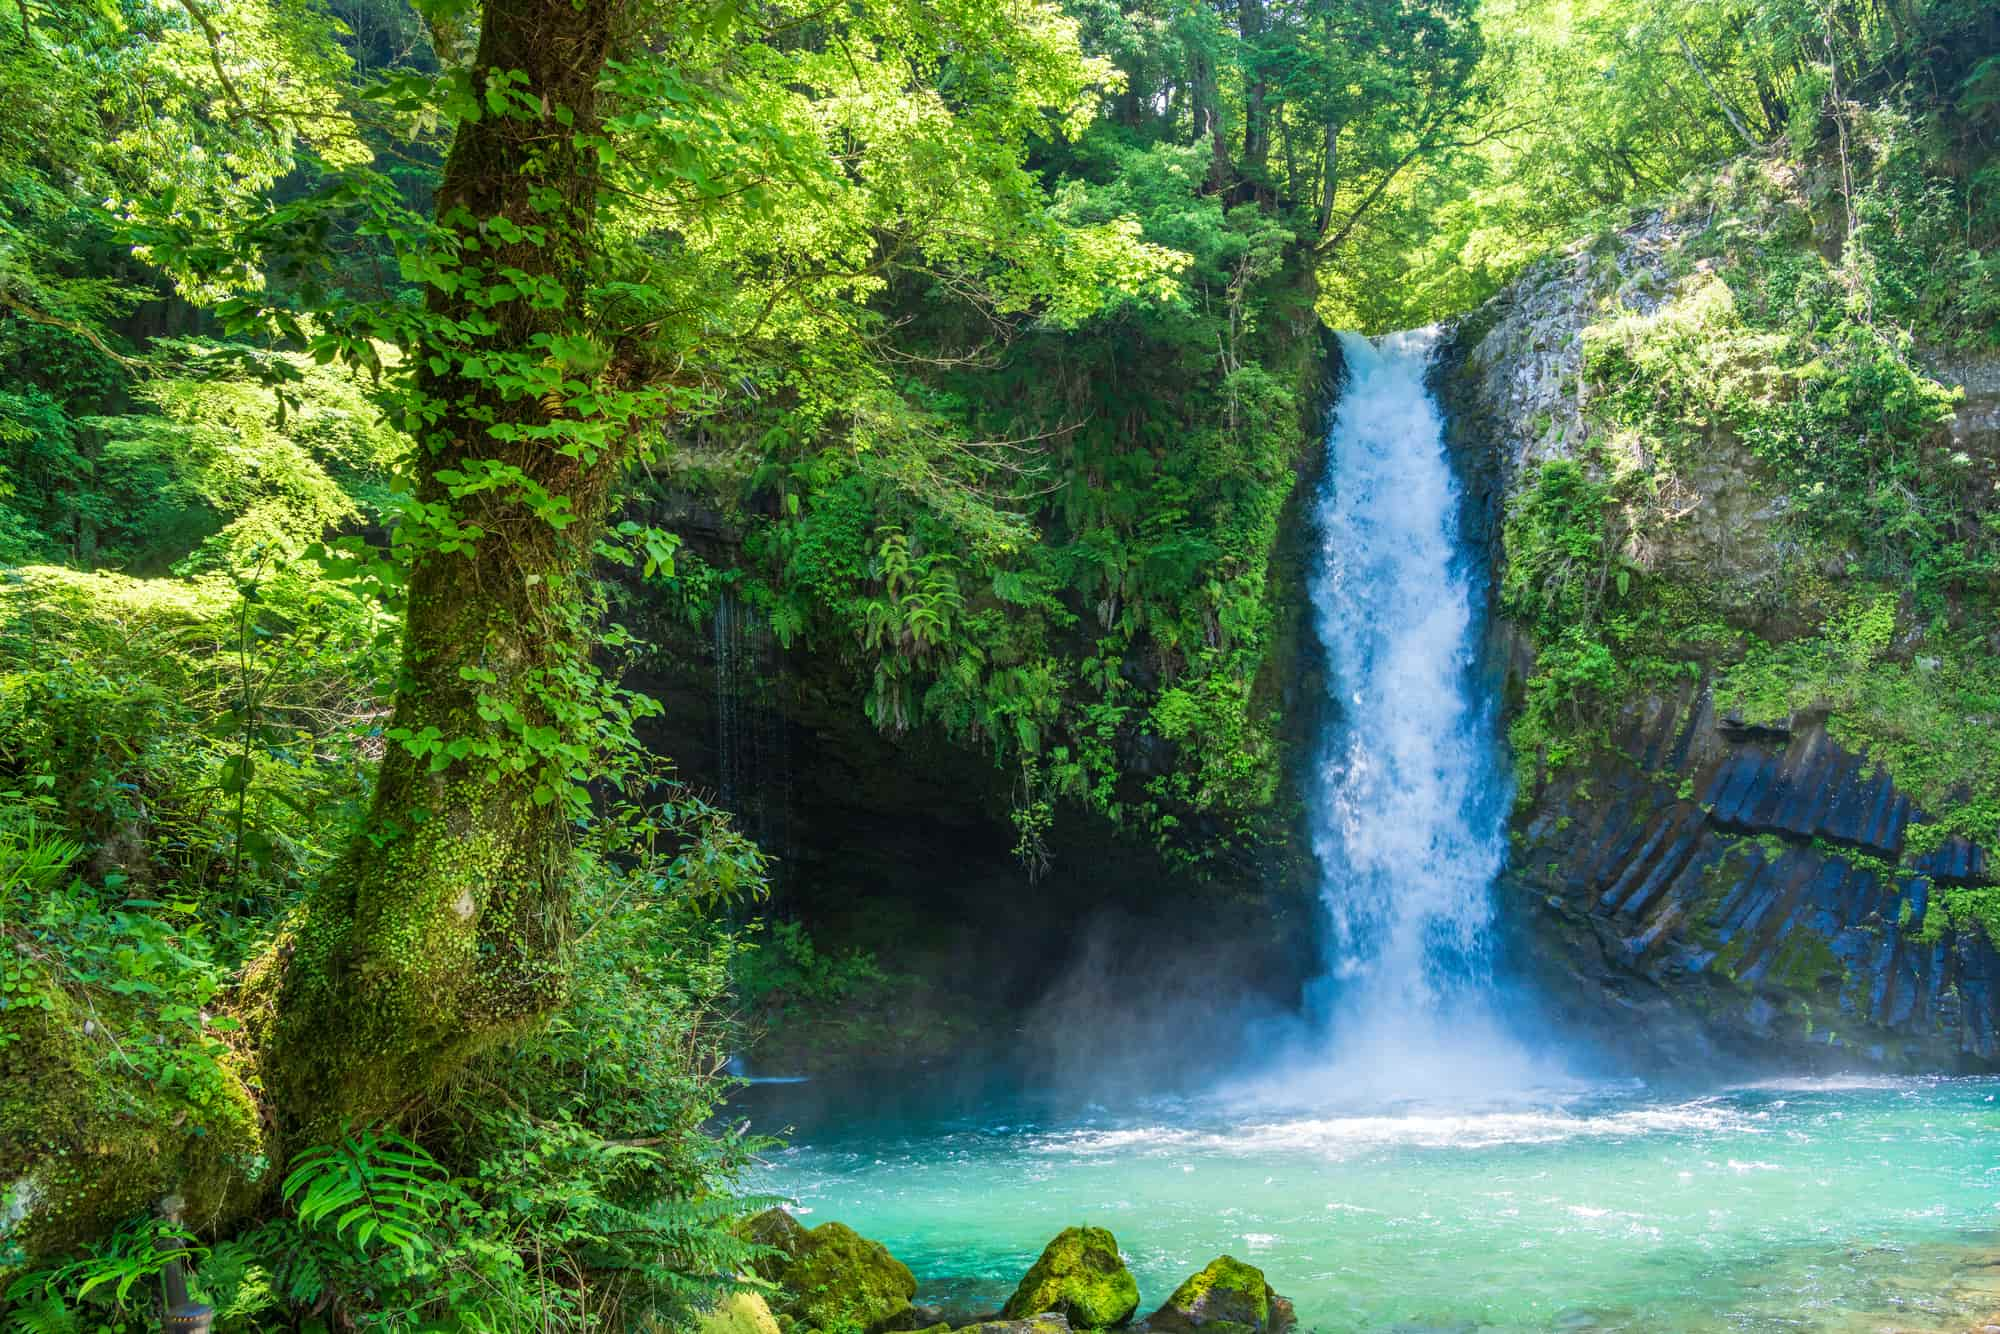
[1505, 680, 1999, 1069]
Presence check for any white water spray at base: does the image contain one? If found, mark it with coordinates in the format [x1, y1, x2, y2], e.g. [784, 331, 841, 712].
[1283, 329, 1551, 1100]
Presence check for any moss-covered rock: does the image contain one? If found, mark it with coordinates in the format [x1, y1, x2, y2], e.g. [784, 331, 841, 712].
[0, 964, 268, 1273]
[957, 1317, 1071, 1334]
[698, 1292, 785, 1334]
[1432, 158, 2000, 1073]
[1001, 1227, 1139, 1329]
[1143, 1257, 1291, 1334]
[746, 1208, 918, 1334]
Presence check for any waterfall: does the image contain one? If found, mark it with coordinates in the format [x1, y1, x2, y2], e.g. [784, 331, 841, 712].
[1300, 329, 1535, 1094]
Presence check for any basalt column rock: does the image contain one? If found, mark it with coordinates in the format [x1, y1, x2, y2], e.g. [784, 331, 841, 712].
[1503, 681, 1999, 1071]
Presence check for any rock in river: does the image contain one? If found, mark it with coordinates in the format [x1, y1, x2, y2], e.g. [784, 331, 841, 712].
[1142, 1256, 1294, 1334]
[749, 1207, 918, 1334]
[1002, 1227, 1141, 1329]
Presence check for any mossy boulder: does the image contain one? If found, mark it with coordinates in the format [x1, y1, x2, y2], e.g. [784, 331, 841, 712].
[958, 1318, 1072, 1334]
[746, 1208, 918, 1334]
[698, 1292, 785, 1334]
[1002, 1227, 1140, 1329]
[1143, 1257, 1292, 1334]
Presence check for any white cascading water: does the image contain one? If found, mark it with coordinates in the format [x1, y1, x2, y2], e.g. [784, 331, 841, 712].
[1298, 329, 1536, 1096]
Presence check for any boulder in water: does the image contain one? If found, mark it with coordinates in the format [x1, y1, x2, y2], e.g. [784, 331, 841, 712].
[1142, 1257, 1292, 1334]
[1002, 1227, 1140, 1329]
[747, 1207, 918, 1334]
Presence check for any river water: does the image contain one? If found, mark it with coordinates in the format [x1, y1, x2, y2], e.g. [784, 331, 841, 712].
[744, 335, 2000, 1331]
[750, 1078, 2000, 1332]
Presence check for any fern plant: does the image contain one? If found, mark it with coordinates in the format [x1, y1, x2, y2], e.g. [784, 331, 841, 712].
[2, 1294, 79, 1334]
[1, 1215, 203, 1333]
[281, 1127, 448, 1261]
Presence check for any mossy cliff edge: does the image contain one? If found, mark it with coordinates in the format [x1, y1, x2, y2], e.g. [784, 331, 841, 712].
[1436, 159, 2000, 1071]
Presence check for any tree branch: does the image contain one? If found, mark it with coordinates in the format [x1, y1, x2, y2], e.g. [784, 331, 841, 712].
[172, 0, 287, 140]
[1675, 31, 1763, 150]
[0, 287, 142, 369]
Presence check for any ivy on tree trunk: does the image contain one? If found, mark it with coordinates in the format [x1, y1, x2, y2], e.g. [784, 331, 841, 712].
[251, 0, 631, 1147]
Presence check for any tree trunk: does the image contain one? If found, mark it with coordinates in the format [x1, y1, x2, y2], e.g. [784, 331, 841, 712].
[1239, 0, 1269, 183]
[251, 0, 628, 1148]
[1190, 40, 1230, 192]
[1315, 118, 1338, 235]
[1675, 31, 1760, 150]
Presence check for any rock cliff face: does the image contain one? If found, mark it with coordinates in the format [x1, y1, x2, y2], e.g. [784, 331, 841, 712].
[1437, 210, 2000, 1072]
[1507, 684, 2000, 1068]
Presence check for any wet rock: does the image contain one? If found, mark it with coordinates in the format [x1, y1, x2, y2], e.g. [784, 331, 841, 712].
[1002, 1227, 1140, 1329]
[1487, 690, 2000, 1070]
[1433, 199, 2000, 1074]
[1143, 1256, 1293, 1334]
[748, 1208, 918, 1334]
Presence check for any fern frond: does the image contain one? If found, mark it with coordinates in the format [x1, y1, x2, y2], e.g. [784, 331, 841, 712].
[283, 1127, 448, 1262]
[3, 1293, 79, 1334]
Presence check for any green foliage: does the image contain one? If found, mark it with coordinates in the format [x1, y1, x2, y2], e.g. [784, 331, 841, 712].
[3, 1216, 205, 1327]
[728, 919, 976, 1071]
[1340, 0, 2000, 331]
[0, 0, 371, 569]
[0, 559, 394, 919]
[735, 920, 891, 1013]
[283, 1128, 445, 1260]
[633, 0, 1496, 865]
[0, 841, 243, 1110]
[1585, 189, 1978, 600]
[5, 823, 776, 1330]
[1719, 602, 2000, 853]
[1501, 123, 1998, 880]
[687, 148, 1316, 861]
[1498, 460, 1622, 781]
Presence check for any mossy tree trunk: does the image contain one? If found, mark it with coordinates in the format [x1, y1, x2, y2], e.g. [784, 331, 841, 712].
[250, 0, 632, 1148]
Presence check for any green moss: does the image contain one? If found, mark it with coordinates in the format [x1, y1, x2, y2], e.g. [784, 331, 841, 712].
[699, 1292, 784, 1334]
[957, 1319, 1070, 1334]
[1717, 611, 2000, 854]
[747, 1209, 916, 1334]
[1498, 157, 1997, 816]
[1932, 886, 2000, 948]
[1002, 1226, 1139, 1329]
[0, 969, 267, 1273]
[1759, 927, 1845, 999]
[1146, 1256, 1276, 1334]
